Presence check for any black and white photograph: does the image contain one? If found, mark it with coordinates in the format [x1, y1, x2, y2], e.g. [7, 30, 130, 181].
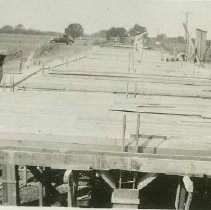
[0, 0, 211, 209]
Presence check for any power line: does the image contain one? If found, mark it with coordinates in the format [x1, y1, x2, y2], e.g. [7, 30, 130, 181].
[182, 12, 192, 32]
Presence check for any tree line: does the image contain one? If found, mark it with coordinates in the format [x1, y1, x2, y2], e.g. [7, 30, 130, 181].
[0, 23, 185, 45]
[91, 24, 147, 40]
[0, 24, 58, 35]
[0, 23, 84, 38]
[63, 23, 147, 40]
[63, 23, 185, 48]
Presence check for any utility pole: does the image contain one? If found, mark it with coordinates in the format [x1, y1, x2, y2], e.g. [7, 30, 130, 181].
[182, 12, 192, 61]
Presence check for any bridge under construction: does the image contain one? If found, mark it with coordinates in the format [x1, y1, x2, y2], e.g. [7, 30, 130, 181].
[1, 46, 211, 209]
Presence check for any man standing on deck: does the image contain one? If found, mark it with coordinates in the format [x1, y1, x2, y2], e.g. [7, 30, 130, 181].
[134, 30, 148, 63]
[0, 52, 6, 83]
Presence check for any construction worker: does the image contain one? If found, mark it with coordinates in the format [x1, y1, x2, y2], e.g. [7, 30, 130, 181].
[0, 53, 6, 83]
[134, 30, 148, 63]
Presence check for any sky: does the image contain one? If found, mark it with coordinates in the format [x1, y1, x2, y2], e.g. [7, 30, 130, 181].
[0, 0, 211, 38]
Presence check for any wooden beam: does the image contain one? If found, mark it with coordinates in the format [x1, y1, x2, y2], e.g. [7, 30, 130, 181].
[1, 147, 211, 162]
[12, 55, 85, 88]
[1, 137, 211, 158]
[98, 171, 116, 189]
[1, 150, 211, 177]
[27, 166, 60, 199]
[0, 137, 122, 152]
[63, 170, 79, 207]
[176, 181, 186, 210]
[135, 114, 140, 152]
[1, 139, 211, 159]
[63, 170, 73, 207]
[38, 181, 44, 206]
[122, 115, 126, 152]
[2, 164, 20, 206]
[69, 171, 78, 207]
[175, 182, 181, 209]
[185, 192, 193, 210]
[137, 173, 158, 190]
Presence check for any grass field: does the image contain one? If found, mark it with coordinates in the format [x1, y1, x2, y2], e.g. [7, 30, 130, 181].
[0, 33, 52, 59]
[0, 33, 92, 73]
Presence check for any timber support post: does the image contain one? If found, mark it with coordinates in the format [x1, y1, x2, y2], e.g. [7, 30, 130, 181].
[136, 114, 141, 152]
[2, 75, 6, 91]
[175, 178, 186, 210]
[22, 166, 27, 186]
[64, 170, 78, 207]
[10, 74, 14, 92]
[122, 115, 126, 152]
[38, 181, 44, 206]
[175, 176, 193, 210]
[69, 171, 78, 207]
[126, 52, 131, 98]
[2, 164, 20, 206]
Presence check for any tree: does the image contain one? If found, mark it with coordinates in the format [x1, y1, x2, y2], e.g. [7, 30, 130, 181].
[156, 33, 167, 42]
[129, 24, 147, 36]
[177, 36, 185, 43]
[0, 25, 14, 33]
[65, 23, 84, 39]
[15, 24, 24, 30]
[106, 27, 127, 40]
[91, 30, 107, 38]
[14, 24, 25, 33]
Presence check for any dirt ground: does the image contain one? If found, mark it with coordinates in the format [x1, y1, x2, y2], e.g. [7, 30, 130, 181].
[0, 33, 52, 58]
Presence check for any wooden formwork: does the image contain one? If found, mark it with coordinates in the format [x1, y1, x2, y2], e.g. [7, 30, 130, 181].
[1, 47, 211, 208]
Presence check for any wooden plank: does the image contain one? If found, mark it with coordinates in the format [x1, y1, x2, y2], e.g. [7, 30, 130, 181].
[18, 76, 211, 99]
[2, 90, 211, 147]
[1, 145, 211, 161]
[48, 68, 211, 82]
[2, 139, 211, 160]
[0, 141, 122, 153]
[1, 150, 211, 177]
[0, 132, 121, 146]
